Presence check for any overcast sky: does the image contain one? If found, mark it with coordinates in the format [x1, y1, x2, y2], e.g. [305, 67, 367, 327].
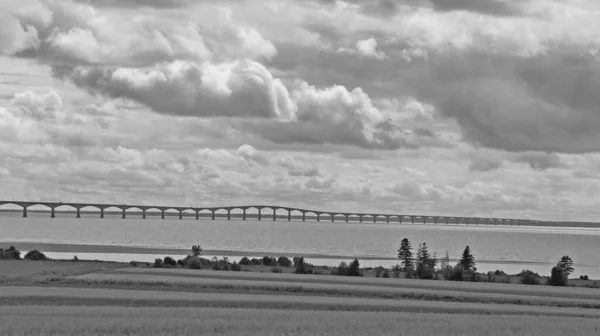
[1, 0, 600, 221]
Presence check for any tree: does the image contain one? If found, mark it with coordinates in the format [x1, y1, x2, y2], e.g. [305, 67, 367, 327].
[415, 243, 437, 279]
[459, 246, 475, 272]
[348, 258, 361, 277]
[191, 245, 202, 257]
[397, 238, 414, 271]
[440, 250, 450, 270]
[556, 256, 574, 277]
[548, 266, 567, 286]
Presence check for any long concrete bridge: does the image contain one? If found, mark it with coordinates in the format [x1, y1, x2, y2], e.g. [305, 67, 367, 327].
[0, 200, 539, 226]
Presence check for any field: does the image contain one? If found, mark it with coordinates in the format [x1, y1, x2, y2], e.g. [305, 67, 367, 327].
[1, 260, 600, 335]
[2, 306, 599, 336]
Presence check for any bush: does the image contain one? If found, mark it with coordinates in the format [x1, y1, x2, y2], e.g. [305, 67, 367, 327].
[382, 269, 390, 278]
[374, 265, 385, 278]
[186, 257, 203, 269]
[153, 258, 164, 268]
[392, 264, 402, 278]
[271, 267, 283, 273]
[24, 250, 47, 261]
[72, 255, 79, 262]
[580, 275, 589, 280]
[277, 256, 292, 267]
[176, 259, 185, 266]
[494, 270, 507, 276]
[262, 256, 277, 266]
[130, 261, 138, 267]
[163, 256, 177, 267]
[548, 266, 567, 286]
[333, 259, 361, 277]
[293, 257, 302, 268]
[250, 258, 264, 266]
[519, 270, 540, 285]
[0, 246, 21, 260]
[446, 265, 465, 281]
[239, 257, 250, 266]
[231, 261, 241, 272]
[294, 257, 313, 274]
[415, 263, 436, 280]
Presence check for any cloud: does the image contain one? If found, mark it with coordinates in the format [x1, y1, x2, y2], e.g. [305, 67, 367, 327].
[511, 152, 565, 171]
[1, 0, 276, 66]
[338, 37, 388, 60]
[9, 90, 62, 119]
[468, 156, 504, 172]
[53, 60, 296, 120]
[428, 0, 525, 17]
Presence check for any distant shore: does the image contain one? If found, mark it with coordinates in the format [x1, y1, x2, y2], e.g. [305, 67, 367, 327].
[2, 209, 600, 228]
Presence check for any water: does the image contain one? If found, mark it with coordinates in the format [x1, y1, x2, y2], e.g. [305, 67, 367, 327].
[1, 212, 599, 278]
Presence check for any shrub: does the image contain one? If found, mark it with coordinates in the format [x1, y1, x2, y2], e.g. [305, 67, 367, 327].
[24, 250, 47, 261]
[293, 257, 302, 268]
[580, 275, 589, 280]
[494, 270, 507, 276]
[212, 262, 222, 271]
[250, 258, 264, 266]
[446, 265, 465, 281]
[163, 256, 177, 267]
[548, 266, 567, 286]
[519, 270, 540, 285]
[231, 261, 241, 271]
[277, 256, 292, 267]
[176, 259, 185, 266]
[374, 265, 385, 278]
[294, 257, 313, 274]
[72, 255, 79, 262]
[486, 271, 496, 283]
[382, 269, 390, 278]
[186, 257, 203, 270]
[0, 246, 21, 260]
[333, 262, 349, 276]
[392, 264, 402, 278]
[130, 261, 138, 267]
[153, 258, 164, 268]
[271, 267, 283, 273]
[239, 257, 250, 266]
[262, 256, 277, 266]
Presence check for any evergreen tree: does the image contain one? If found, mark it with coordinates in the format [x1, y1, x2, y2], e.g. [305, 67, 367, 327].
[459, 246, 475, 272]
[348, 258, 361, 276]
[556, 256, 574, 277]
[397, 238, 414, 271]
[415, 242, 437, 279]
[440, 250, 450, 270]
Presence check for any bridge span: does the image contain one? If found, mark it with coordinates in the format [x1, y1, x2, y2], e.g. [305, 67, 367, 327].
[0, 200, 539, 226]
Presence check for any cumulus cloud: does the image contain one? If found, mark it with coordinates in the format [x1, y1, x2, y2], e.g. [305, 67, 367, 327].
[511, 152, 565, 171]
[338, 37, 388, 60]
[54, 60, 296, 119]
[1, 0, 276, 66]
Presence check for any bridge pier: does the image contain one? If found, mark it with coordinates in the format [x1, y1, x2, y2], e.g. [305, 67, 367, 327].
[211, 210, 215, 220]
[196, 211, 199, 220]
[122, 209, 126, 219]
[273, 209, 276, 221]
[161, 210, 165, 219]
[331, 215, 334, 223]
[317, 214, 320, 222]
[359, 216, 363, 223]
[258, 209, 261, 221]
[423, 217, 426, 224]
[76, 208, 81, 219]
[50, 207, 55, 218]
[302, 212, 305, 221]
[373, 216, 376, 223]
[411, 217, 414, 224]
[22, 206, 27, 218]
[386, 216, 389, 223]
[243, 209, 246, 220]
[228, 210, 231, 220]
[100, 208, 104, 219]
[288, 210, 291, 221]
[345, 215, 348, 223]
[179, 211, 183, 220]
[142, 210, 146, 219]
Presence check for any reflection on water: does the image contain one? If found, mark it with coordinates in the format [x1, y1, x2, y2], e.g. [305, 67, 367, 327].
[1, 212, 599, 277]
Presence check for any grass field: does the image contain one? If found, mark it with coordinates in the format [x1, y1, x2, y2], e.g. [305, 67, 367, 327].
[1, 306, 599, 336]
[61, 271, 600, 309]
[2, 260, 600, 335]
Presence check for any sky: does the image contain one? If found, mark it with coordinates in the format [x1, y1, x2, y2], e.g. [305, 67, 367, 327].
[1, 0, 600, 221]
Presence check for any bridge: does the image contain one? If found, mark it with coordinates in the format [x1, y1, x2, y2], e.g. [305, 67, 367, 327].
[0, 200, 539, 226]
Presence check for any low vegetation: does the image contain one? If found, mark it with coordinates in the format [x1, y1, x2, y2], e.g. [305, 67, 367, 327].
[24, 250, 47, 261]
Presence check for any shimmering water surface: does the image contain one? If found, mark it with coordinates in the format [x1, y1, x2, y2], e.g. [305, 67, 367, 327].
[1, 212, 599, 277]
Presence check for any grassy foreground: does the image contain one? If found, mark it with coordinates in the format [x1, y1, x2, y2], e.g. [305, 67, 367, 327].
[1, 305, 599, 336]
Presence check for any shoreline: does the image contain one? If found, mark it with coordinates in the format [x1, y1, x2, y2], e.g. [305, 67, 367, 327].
[0, 241, 557, 265]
